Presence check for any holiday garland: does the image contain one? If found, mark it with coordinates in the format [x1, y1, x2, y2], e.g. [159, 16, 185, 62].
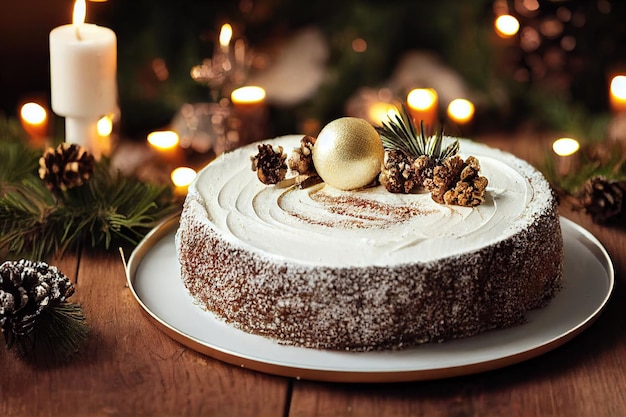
[0, 115, 178, 362]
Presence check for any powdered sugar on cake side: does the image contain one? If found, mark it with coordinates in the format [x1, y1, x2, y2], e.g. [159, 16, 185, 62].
[175, 135, 563, 351]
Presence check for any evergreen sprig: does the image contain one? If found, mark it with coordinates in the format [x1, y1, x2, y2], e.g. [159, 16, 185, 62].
[26, 301, 89, 364]
[5, 301, 88, 364]
[543, 141, 626, 195]
[0, 118, 178, 260]
[375, 105, 459, 163]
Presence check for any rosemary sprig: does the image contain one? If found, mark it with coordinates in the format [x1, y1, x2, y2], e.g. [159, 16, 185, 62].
[375, 105, 459, 163]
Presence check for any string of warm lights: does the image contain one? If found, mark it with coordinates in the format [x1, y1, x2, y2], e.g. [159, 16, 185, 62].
[490, 0, 624, 167]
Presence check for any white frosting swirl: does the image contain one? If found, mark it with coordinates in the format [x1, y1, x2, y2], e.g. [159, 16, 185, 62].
[193, 135, 548, 267]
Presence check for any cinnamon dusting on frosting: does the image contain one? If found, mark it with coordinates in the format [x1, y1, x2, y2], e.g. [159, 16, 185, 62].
[291, 189, 435, 228]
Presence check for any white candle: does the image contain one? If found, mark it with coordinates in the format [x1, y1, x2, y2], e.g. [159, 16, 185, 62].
[49, 0, 117, 154]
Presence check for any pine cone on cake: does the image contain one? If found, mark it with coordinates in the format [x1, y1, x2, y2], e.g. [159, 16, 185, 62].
[38, 143, 95, 193]
[251, 144, 287, 185]
[288, 135, 317, 176]
[577, 176, 626, 223]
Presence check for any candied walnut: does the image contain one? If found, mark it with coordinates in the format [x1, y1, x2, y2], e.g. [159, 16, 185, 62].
[379, 150, 421, 193]
[426, 155, 488, 206]
[288, 135, 317, 176]
[413, 155, 435, 185]
[251, 144, 287, 185]
[424, 155, 465, 203]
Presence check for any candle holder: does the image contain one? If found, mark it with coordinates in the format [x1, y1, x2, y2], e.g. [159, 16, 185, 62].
[171, 101, 242, 157]
[191, 56, 233, 102]
[190, 23, 254, 102]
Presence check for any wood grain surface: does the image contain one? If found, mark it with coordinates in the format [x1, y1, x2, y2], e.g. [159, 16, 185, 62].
[1, 131, 625, 416]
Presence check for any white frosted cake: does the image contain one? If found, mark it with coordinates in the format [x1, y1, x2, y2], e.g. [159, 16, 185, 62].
[176, 134, 563, 351]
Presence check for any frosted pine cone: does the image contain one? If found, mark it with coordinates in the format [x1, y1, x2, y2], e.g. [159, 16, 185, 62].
[39, 143, 95, 193]
[0, 260, 75, 338]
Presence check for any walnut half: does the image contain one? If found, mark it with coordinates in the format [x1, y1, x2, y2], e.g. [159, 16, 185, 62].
[425, 155, 488, 207]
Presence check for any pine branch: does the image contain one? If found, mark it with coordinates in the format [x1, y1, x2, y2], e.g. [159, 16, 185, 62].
[5, 301, 88, 365]
[80, 166, 177, 249]
[29, 302, 88, 364]
[0, 120, 178, 259]
[0, 179, 63, 260]
[0, 138, 40, 194]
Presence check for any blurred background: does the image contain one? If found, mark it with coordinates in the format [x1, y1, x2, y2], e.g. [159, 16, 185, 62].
[2, 0, 626, 166]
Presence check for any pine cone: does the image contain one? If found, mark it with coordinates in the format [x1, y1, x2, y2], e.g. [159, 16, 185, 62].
[0, 260, 75, 340]
[250, 144, 287, 185]
[380, 150, 421, 193]
[39, 143, 95, 193]
[288, 135, 317, 176]
[425, 155, 488, 207]
[578, 176, 626, 223]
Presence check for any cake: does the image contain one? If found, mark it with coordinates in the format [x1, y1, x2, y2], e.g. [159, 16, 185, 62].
[176, 132, 563, 351]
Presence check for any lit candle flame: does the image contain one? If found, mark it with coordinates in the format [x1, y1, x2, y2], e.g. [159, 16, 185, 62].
[73, 0, 86, 40]
[97, 115, 113, 136]
[20, 102, 47, 125]
[610, 75, 626, 100]
[231, 86, 266, 104]
[407, 88, 437, 111]
[447, 99, 475, 124]
[552, 138, 580, 157]
[406, 88, 438, 128]
[219, 23, 233, 48]
[494, 14, 520, 38]
[147, 131, 180, 150]
[171, 167, 196, 187]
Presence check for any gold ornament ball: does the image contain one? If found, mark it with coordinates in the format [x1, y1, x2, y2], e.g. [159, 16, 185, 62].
[312, 117, 384, 190]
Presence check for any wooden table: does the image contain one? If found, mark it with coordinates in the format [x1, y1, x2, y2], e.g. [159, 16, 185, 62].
[2, 132, 625, 417]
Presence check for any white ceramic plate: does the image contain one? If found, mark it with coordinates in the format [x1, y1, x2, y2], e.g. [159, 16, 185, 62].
[126, 216, 614, 383]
